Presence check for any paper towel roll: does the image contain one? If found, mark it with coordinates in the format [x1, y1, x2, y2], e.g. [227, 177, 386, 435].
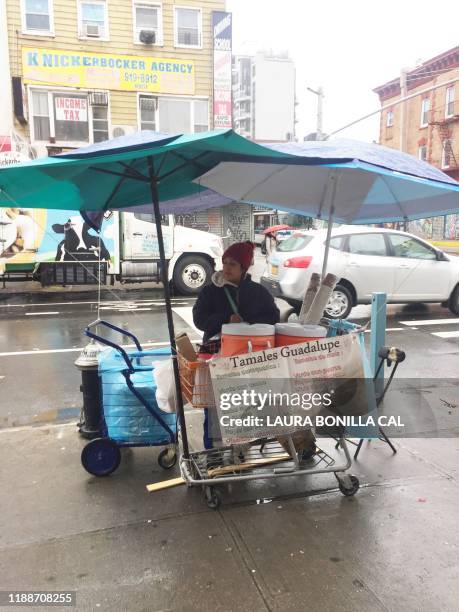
[299, 273, 321, 324]
[303, 273, 339, 324]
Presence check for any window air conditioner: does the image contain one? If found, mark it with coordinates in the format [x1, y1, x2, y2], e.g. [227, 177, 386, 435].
[112, 125, 136, 139]
[84, 23, 101, 37]
[139, 29, 156, 44]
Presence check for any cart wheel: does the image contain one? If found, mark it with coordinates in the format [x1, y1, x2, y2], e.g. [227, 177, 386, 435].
[338, 475, 360, 497]
[205, 486, 222, 510]
[158, 448, 177, 470]
[81, 438, 121, 477]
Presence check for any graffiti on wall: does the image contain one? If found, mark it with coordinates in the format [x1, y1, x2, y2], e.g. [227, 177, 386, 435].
[174, 213, 211, 233]
[445, 214, 458, 240]
[408, 218, 433, 239]
[225, 206, 251, 243]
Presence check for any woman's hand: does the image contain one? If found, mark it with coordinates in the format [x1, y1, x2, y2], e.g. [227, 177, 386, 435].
[229, 314, 242, 323]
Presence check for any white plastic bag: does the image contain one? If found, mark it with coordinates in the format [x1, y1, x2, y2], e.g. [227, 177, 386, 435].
[153, 359, 177, 413]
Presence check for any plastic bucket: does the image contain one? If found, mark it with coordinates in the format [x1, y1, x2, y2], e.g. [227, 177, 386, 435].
[275, 323, 327, 347]
[221, 323, 275, 357]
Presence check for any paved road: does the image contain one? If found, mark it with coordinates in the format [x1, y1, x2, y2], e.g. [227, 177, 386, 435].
[1, 284, 458, 428]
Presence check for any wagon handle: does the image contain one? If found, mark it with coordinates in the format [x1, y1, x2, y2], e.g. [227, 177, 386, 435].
[85, 319, 142, 351]
[84, 319, 143, 372]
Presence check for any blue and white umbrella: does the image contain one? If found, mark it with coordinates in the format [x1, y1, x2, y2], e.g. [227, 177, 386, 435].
[195, 138, 459, 275]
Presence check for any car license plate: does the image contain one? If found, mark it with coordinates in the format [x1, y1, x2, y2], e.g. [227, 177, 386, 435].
[271, 264, 279, 275]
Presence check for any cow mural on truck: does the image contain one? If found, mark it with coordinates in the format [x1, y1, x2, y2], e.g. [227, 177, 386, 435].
[0, 206, 225, 295]
[0, 208, 116, 269]
[52, 216, 111, 262]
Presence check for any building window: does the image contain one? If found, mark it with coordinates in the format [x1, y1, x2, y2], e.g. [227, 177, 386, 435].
[420, 98, 430, 127]
[53, 94, 89, 141]
[78, 0, 108, 39]
[31, 91, 51, 140]
[193, 99, 209, 132]
[174, 6, 201, 47]
[418, 145, 427, 161]
[30, 88, 109, 144]
[92, 106, 109, 142]
[138, 96, 208, 133]
[22, 0, 54, 34]
[133, 2, 162, 44]
[139, 96, 157, 130]
[442, 139, 452, 169]
[445, 86, 455, 118]
[386, 110, 394, 127]
[158, 98, 191, 132]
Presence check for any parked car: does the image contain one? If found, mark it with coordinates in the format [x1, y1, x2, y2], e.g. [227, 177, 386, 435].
[260, 226, 459, 318]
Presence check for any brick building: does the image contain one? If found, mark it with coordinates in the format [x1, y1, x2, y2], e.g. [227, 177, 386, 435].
[374, 46, 458, 240]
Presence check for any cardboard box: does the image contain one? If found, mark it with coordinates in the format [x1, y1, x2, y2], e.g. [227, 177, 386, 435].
[175, 332, 197, 362]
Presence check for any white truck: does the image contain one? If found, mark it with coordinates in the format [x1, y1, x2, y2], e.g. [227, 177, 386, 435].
[116, 211, 224, 294]
[0, 208, 224, 295]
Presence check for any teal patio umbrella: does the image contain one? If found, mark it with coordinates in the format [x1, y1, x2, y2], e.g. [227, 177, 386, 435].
[0, 129, 291, 457]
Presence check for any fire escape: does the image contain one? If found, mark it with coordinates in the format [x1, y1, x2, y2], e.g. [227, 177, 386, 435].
[429, 114, 459, 171]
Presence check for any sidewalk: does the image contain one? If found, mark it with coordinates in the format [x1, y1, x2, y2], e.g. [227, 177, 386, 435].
[429, 240, 459, 254]
[1, 413, 458, 611]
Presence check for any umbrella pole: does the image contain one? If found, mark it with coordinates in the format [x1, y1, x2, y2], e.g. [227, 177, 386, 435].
[148, 157, 190, 459]
[321, 206, 335, 280]
[320, 171, 340, 279]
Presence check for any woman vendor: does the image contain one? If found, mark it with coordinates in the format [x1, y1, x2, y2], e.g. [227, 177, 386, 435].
[193, 240, 280, 448]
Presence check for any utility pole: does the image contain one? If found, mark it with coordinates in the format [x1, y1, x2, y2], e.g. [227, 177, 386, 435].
[399, 68, 408, 152]
[399, 68, 408, 231]
[307, 86, 324, 140]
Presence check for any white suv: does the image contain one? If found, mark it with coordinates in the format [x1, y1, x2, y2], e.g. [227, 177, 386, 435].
[260, 226, 459, 318]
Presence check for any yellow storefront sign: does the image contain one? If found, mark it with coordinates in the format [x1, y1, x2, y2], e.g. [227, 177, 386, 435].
[22, 47, 195, 95]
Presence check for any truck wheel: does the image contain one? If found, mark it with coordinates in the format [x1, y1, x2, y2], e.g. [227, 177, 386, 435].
[173, 255, 213, 295]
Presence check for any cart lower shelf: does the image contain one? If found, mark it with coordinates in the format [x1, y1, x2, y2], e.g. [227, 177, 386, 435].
[180, 436, 359, 509]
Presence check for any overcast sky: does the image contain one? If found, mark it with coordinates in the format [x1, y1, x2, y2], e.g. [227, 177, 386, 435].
[226, 0, 459, 142]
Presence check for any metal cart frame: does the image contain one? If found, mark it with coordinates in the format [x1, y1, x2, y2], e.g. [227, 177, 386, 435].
[180, 436, 358, 509]
[80, 320, 179, 476]
[177, 325, 365, 509]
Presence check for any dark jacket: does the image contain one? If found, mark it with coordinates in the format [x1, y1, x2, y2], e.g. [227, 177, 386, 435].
[193, 273, 280, 342]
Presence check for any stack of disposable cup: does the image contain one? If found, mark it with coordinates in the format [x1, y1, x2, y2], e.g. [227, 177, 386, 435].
[303, 273, 339, 325]
[299, 273, 321, 324]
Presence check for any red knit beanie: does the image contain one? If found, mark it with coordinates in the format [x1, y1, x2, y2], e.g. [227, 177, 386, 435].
[222, 241, 255, 270]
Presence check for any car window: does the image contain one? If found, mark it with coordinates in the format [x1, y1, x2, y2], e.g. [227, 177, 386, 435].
[329, 236, 345, 251]
[389, 234, 437, 260]
[277, 235, 314, 252]
[348, 233, 387, 256]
